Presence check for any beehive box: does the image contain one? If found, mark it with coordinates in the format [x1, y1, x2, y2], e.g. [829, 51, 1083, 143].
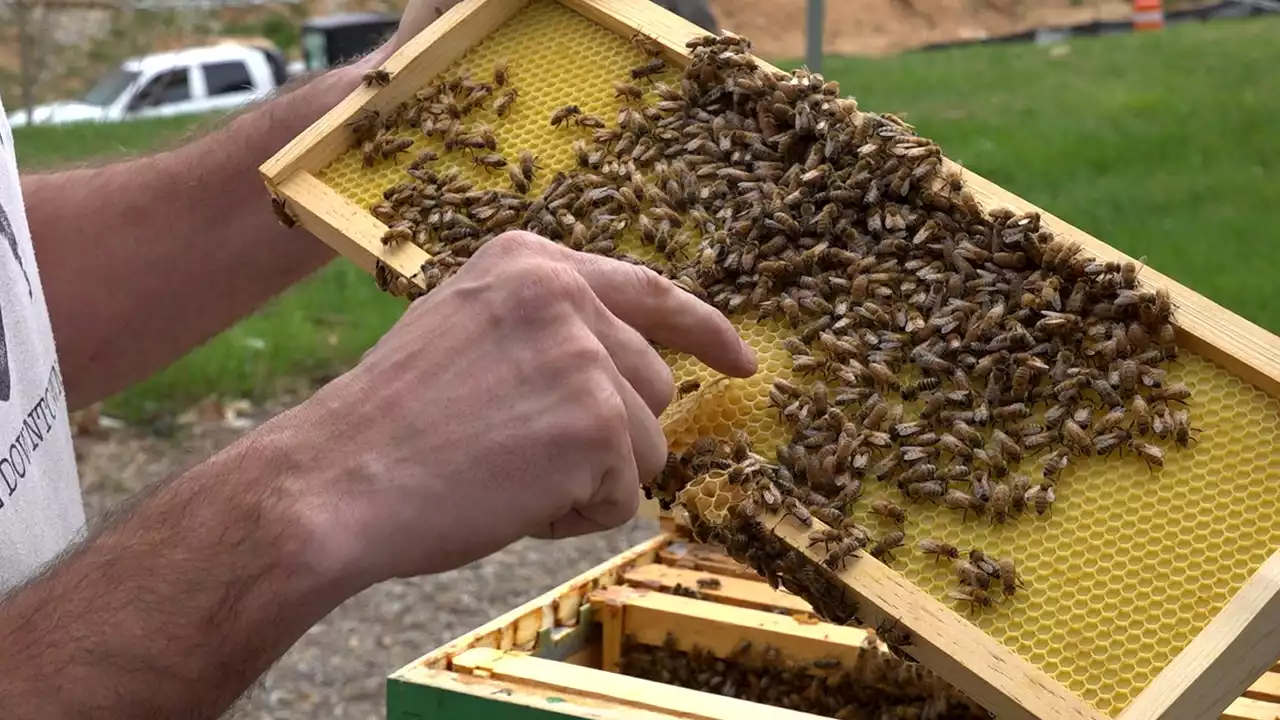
[387, 530, 1280, 720]
[259, 0, 1280, 717]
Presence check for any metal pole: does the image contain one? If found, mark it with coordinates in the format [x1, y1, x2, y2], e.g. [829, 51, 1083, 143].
[805, 0, 825, 73]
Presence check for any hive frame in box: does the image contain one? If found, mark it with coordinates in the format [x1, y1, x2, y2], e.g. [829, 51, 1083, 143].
[388, 531, 1280, 720]
[259, 0, 1280, 717]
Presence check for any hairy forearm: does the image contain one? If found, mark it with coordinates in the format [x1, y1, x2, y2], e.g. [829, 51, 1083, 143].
[23, 52, 388, 410]
[0, 417, 352, 719]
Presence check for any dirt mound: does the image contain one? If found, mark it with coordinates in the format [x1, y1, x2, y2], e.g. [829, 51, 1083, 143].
[708, 0, 1136, 57]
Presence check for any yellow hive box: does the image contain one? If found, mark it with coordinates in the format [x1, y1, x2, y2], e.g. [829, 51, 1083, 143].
[260, 1, 1280, 718]
[388, 530, 1280, 720]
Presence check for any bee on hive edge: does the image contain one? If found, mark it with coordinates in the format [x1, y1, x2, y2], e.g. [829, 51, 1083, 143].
[362, 68, 392, 87]
[269, 193, 298, 229]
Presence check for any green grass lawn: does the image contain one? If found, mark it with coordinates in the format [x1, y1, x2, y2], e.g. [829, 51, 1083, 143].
[12, 15, 1280, 422]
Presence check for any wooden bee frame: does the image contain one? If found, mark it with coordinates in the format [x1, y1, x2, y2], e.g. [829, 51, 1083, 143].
[260, 0, 1280, 718]
[388, 531, 1280, 720]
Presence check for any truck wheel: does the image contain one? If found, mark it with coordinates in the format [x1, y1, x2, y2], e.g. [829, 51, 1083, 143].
[652, 0, 719, 33]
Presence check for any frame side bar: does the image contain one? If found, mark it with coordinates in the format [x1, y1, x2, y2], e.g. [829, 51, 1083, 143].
[1119, 549, 1280, 720]
[278, 171, 430, 279]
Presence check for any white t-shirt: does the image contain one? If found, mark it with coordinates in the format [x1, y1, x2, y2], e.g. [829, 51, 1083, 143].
[0, 95, 87, 594]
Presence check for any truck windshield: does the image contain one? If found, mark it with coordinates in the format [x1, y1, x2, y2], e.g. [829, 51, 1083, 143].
[82, 69, 140, 106]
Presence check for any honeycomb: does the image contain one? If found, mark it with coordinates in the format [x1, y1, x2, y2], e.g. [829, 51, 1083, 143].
[311, 1, 1280, 715]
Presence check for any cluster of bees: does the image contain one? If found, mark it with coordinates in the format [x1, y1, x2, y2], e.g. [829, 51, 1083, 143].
[919, 542, 1024, 614]
[330, 29, 1197, 620]
[617, 633, 991, 719]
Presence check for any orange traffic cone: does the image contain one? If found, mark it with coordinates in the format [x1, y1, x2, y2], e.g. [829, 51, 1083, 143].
[1132, 0, 1165, 31]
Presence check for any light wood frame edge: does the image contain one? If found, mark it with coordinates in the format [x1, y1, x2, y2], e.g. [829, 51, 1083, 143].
[390, 663, 687, 719]
[451, 647, 826, 719]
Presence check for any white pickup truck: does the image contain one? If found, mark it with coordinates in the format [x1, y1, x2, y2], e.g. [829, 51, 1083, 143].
[8, 43, 288, 128]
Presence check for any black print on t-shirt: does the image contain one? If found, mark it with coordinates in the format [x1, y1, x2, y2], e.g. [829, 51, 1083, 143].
[0, 199, 34, 403]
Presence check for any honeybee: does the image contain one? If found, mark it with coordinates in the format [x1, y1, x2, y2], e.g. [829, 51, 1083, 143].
[409, 149, 439, 170]
[675, 379, 702, 399]
[494, 88, 518, 117]
[631, 57, 666, 81]
[1130, 438, 1166, 470]
[630, 31, 663, 56]
[269, 192, 298, 229]
[951, 421, 982, 449]
[807, 527, 844, 550]
[1035, 449, 1066, 482]
[944, 489, 983, 520]
[1062, 419, 1094, 456]
[473, 152, 508, 171]
[362, 68, 392, 87]
[614, 81, 645, 102]
[507, 165, 530, 194]
[1010, 474, 1030, 513]
[493, 58, 509, 87]
[550, 104, 583, 128]
[1092, 377, 1123, 408]
[381, 221, 413, 245]
[875, 616, 913, 654]
[998, 558, 1024, 597]
[779, 496, 813, 526]
[1150, 383, 1191, 405]
[988, 482, 1012, 524]
[578, 114, 607, 129]
[379, 136, 414, 160]
[954, 560, 991, 590]
[918, 538, 960, 562]
[1025, 482, 1056, 515]
[695, 577, 721, 590]
[1173, 409, 1199, 448]
[900, 377, 941, 400]
[870, 499, 906, 525]
[346, 107, 381, 141]
[1131, 394, 1153, 435]
[870, 530, 905, 563]
[1096, 406, 1128, 434]
[824, 535, 865, 570]
[516, 149, 537, 183]
[991, 428, 1023, 463]
[937, 433, 973, 459]
[993, 402, 1031, 421]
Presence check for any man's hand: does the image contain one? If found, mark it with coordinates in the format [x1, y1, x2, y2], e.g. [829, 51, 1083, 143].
[278, 232, 757, 585]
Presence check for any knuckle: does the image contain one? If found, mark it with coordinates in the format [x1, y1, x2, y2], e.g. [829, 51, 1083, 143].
[480, 230, 554, 262]
[580, 378, 628, 444]
[561, 329, 612, 370]
[506, 258, 589, 310]
[625, 262, 668, 299]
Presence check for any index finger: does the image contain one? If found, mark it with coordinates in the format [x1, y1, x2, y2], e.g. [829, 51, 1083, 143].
[526, 234, 757, 378]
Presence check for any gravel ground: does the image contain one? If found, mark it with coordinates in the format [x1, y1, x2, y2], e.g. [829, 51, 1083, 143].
[73, 397, 661, 720]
